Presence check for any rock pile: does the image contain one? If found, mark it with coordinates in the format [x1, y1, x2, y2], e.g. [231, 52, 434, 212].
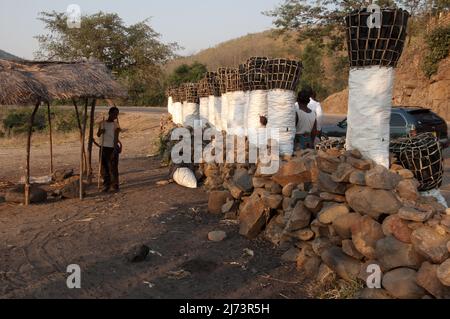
[205, 147, 450, 299]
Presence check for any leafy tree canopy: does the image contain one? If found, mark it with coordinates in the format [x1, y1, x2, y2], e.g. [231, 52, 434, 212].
[167, 62, 208, 86]
[35, 11, 179, 106]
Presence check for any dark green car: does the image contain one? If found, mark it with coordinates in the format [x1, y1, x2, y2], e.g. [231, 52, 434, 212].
[322, 107, 449, 149]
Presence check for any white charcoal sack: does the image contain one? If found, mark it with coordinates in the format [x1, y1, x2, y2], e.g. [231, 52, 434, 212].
[173, 167, 197, 189]
[228, 91, 247, 136]
[267, 89, 296, 155]
[208, 95, 216, 128]
[199, 97, 209, 127]
[346, 66, 394, 168]
[221, 93, 229, 132]
[183, 102, 199, 128]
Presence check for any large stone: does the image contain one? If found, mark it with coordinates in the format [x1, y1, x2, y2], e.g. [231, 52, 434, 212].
[284, 202, 311, 232]
[397, 169, 414, 179]
[239, 192, 269, 239]
[351, 216, 384, 259]
[318, 171, 346, 195]
[396, 179, 420, 202]
[252, 177, 269, 188]
[365, 165, 402, 190]
[208, 231, 227, 242]
[356, 288, 393, 299]
[346, 186, 402, 219]
[331, 163, 355, 183]
[375, 236, 423, 271]
[269, 182, 282, 194]
[417, 262, 450, 298]
[304, 195, 323, 214]
[349, 170, 366, 186]
[342, 239, 364, 260]
[382, 268, 426, 299]
[332, 213, 362, 240]
[282, 183, 296, 197]
[437, 259, 450, 287]
[261, 193, 283, 210]
[321, 246, 362, 281]
[347, 156, 372, 170]
[224, 180, 244, 199]
[317, 204, 349, 225]
[5, 185, 47, 204]
[382, 215, 413, 243]
[291, 228, 315, 241]
[317, 152, 341, 174]
[319, 192, 346, 203]
[208, 191, 232, 214]
[399, 207, 433, 223]
[272, 158, 312, 187]
[303, 256, 322, 277]
[411, 226, 450, 264]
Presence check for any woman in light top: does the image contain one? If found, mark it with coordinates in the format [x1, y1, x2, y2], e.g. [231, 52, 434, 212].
[295, 90, 317, 150]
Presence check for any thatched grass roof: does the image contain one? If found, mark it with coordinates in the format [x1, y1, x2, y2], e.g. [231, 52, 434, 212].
[0, 60, 50, 105]
[0, 59, 127, 105]
[20, 60, 128, 100]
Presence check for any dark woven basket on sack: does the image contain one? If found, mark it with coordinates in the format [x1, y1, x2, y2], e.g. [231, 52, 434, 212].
[345, 8, 410, 68]
[266, 58, 302, 91]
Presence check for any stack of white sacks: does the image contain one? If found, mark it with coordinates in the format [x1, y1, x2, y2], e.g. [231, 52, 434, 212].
[167, 57, 302, 156]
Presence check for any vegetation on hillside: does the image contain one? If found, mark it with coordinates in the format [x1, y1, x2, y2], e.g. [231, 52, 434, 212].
[166, 62, 208, 86]
[422, 25, 450, 77]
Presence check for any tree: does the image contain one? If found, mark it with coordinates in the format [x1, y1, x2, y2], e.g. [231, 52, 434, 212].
[299, 43, 328, 98]
[35, 11, 179, 105]
[167, 62, 208, 86]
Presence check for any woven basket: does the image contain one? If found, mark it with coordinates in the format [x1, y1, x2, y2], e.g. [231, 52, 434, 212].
[217, 68, 229, 95]
[390, 133, 443, 191]
[225, 68, 242, 92]
[345, 8, 410, 68]
[266, 58, 302, 91]
[247, 56, 269, 90]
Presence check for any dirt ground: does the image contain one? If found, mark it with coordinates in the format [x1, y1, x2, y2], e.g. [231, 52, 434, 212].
[0, 112, 311, 299]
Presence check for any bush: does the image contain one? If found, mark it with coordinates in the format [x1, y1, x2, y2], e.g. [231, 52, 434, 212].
[422, 25, 450, 78]
[2, 107, 80, 136]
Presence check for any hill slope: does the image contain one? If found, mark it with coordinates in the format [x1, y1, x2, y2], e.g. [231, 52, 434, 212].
[0, 49, 21, 61]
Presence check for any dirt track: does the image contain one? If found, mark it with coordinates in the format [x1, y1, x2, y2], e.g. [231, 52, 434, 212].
[0, 112, 310, 299]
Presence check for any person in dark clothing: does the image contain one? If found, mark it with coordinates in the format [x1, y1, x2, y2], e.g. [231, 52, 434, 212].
[97, 107, 122, 192]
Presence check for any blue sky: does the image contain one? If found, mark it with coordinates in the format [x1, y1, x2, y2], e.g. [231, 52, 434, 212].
[0, 0, 281, 59]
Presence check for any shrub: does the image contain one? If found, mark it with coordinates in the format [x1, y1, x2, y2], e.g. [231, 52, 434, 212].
[422, 25, 450, 78]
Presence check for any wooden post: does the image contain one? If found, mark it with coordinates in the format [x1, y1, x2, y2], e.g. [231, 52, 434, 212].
[25, 102, 40, 206]
[47, 103, 54, 176]
[80, 98, 89, 200]
[73, 99, 87, 174]
[87, 98, 97, 184]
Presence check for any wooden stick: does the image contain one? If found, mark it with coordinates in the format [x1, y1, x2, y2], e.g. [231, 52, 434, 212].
[80, 98, 89, 200]
[25, 102, 40, 206]
[73, 99, 87, 174]
[98, 116, 105, 191]
[47, 103, 54, 176]
[87, 99, 97, 184]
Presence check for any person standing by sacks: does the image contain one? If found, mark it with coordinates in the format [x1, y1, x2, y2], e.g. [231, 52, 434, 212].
[97, 107, 122, 193]
[295, 90, 317, 150]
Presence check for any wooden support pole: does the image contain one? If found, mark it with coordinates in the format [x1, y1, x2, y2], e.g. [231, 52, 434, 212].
[73, 99, 87, 174]
[47, 103, 54, 176]
[80, 98, 89, 200]
[25, 102, 40, 206]
[87, 99, 97, 184]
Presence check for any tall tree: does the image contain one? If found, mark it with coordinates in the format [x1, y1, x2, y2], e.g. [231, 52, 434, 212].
[167, 62, 208, 86]
[35, 11, 179, 105]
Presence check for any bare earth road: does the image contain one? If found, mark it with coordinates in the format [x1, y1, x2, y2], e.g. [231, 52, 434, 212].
[0, 108, 448, 299]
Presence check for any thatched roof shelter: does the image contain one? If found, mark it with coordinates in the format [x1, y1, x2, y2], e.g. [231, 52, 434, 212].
[14, 60, 128, 100]
[0, 59, 50, 105]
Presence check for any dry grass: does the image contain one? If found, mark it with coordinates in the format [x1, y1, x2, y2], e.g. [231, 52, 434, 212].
[307, 278, 365, 300]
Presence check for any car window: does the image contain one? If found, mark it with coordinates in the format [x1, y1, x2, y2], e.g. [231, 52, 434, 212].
[390, 114, 406, 126]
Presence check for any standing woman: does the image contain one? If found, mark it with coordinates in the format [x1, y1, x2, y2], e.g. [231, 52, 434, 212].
[295, 90, 317, 150]
[97, 107, 122, 193]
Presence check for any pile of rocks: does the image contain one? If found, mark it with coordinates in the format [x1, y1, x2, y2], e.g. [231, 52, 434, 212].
[206, 147, 450, 299]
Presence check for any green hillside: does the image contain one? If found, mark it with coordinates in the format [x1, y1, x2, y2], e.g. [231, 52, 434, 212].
[0, 49, 21, 61]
